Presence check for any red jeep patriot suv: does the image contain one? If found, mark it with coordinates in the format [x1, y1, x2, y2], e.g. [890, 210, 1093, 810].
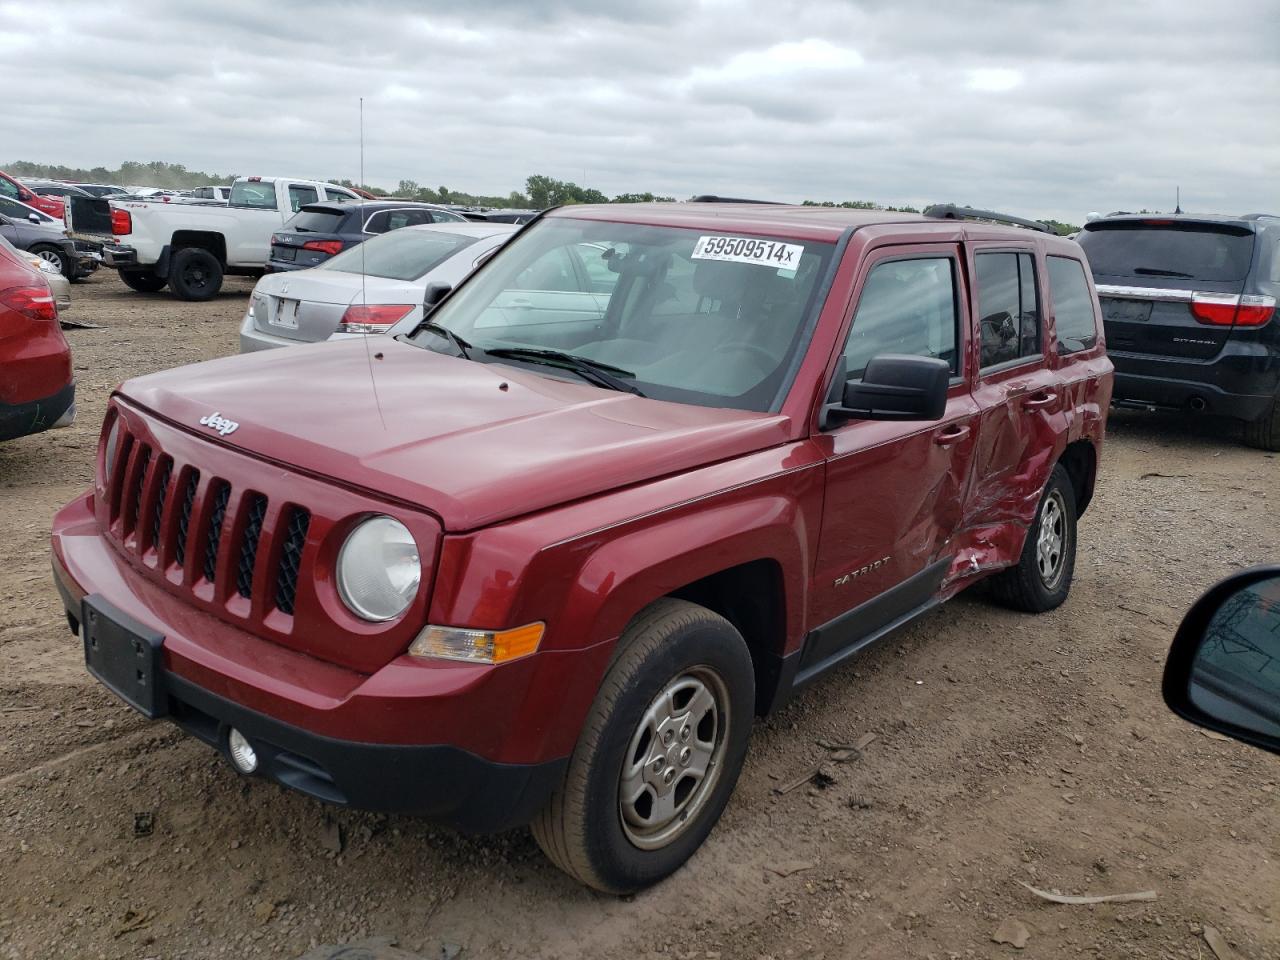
[51, 202, 1111, 892]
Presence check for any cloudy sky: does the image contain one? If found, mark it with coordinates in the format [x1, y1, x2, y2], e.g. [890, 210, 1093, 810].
[2, 0, 1276, 222]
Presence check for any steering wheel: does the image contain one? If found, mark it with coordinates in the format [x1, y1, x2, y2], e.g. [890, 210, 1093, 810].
[715, 341, 775, 367]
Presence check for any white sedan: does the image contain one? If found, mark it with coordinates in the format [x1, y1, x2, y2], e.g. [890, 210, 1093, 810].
[238, 222, 519, 352]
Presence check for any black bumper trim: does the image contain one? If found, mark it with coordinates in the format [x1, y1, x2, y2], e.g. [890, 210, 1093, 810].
[1112, 371, 1273, 421]
[162, 673, 566, 833]
[0, 380, 75, 441]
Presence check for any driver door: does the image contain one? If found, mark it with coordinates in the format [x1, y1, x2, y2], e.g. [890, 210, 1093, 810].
[806, 245, 980, 674]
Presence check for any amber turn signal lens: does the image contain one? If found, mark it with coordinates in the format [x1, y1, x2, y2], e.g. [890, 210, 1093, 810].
[409, 622, 545, 664]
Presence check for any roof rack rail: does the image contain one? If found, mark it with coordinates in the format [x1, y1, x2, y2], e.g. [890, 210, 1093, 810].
[923, 203, 1052, 234]
[1242, 213, 1280, 221]
[690, 194, 784, 205]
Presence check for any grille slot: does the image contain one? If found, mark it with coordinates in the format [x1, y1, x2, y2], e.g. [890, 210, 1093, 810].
[110, 433, 135, 518]
[203, 482, 231, 583]
[275, 508, 310, 615]
[236, 494, 268, 599]
[174, 469, 200, 567]
[150, 459, 173, 549]
[129, 446, 152, 534]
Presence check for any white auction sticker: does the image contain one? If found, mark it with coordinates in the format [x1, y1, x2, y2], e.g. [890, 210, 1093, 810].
[691, 235, 804, 270]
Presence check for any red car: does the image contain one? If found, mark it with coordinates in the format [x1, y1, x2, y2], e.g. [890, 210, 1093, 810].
[0, 239, 75, 441]
[0, 170, 66, 220]
[51, 201, 1112, 892]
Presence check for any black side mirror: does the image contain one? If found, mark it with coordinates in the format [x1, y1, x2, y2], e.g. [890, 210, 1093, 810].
[422, 282, 452, 314]
[825, 354, 950, 426]
[1163, 566, 1280, 755]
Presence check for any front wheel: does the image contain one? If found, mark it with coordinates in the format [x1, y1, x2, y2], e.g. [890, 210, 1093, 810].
[989, 462, 1078, 612]
[1243, 393, 1280, 452]
[31, 245, 69, 278]
[531, 598, 754, 893]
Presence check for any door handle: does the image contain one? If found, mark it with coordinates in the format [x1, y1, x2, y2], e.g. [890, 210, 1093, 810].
[934, 425, 971, 446]
[1022, 391, 1058, 409]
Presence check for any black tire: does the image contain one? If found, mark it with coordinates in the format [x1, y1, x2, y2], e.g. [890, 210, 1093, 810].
[30, 245, 69, 278]
[988, 462, 1078, 613]
[167, 247, 223, 301]
[118, 269, 167, 293]
[531, 598, 754, 893]
[1243, 393, 1280, 452]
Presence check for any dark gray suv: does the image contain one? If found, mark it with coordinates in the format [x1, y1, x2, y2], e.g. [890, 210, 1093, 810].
[1077, 213, 1280, 449]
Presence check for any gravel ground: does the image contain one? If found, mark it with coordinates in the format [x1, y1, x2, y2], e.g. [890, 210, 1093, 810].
[1, 272, 1277, 960]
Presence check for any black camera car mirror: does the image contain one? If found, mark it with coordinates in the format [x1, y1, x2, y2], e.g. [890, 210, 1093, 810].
[824, 354, 950, 427]
[1162, 565, 1280, 756]
[422, 281, 452, 315]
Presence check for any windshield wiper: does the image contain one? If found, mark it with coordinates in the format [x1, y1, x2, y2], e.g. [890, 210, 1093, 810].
[1133, 266, 1195, 278]
[413, 321, 473, 359]
[482, 347, 645, 396]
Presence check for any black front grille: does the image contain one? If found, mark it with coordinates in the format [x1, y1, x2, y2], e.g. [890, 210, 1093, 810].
[203, 482, 230, 583]
[275, 508, 310, 615]
[174, 469, 200, 567]
[236, 494, 268, 599]
[150, 459, 172, 548]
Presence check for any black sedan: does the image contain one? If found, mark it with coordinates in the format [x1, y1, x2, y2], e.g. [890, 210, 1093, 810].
[266, 200, 467, 273]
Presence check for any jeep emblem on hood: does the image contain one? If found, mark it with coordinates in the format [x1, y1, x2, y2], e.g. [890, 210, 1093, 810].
[198, 411, 239, 436]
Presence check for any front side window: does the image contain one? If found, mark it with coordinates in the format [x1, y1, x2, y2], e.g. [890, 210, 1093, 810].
[976, 252, 1040, 368]
[317, 227, 479, 281]
[842, 257, 959, 380]
[411, 218, 835, 412]
[1047, 256, 1098, 354]
[229, 180, 277, 209]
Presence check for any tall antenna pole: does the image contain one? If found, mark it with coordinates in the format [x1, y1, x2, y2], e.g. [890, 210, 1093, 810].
[357, 95, 385, 428]
[1175, 185, 1182, 215]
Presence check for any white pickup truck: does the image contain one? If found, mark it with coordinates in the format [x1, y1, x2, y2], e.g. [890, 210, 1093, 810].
[103, 176, 362, 300]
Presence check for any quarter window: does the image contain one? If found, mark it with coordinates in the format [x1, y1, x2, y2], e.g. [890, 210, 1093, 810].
[976, 252, 1040, 368]
[1047, 256, 1098, 354]
[843, 257, 959, 380]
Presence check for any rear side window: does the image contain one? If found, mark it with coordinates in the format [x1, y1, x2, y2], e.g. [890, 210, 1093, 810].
[230, 180, 277, 209]
[975, 252, 1040, 368]
[1048, 256, 1098, 355]
[288, 185, 319, 212]
[366, 208, 438, 234]
[1078, 222, 1254, 282]
[283, 208, 345, 233]
[843, 257, 959, 380]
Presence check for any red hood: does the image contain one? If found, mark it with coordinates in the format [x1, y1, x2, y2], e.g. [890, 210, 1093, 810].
[118, 339, 791, 531]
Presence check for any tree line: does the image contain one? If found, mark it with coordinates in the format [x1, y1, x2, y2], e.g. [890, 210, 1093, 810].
[5, 160, 1079, 232]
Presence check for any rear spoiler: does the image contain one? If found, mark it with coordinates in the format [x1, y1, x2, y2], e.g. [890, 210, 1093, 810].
[923, 204, 1051, 234]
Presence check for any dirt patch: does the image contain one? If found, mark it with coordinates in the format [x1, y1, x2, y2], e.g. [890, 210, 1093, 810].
[1, 273, 1276, 959]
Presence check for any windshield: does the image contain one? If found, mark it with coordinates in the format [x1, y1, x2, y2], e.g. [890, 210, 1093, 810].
[1079, 221, 1255, 282]
[410, 218, 835, 412]
[229, 180, 278, 209]
[318, 227, 479, 281]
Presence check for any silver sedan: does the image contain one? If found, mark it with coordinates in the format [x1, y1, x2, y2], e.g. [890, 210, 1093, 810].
[239, 222, 518, 352]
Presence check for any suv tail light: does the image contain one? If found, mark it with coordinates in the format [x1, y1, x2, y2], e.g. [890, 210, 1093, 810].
[337, 303, 414, 334]
[1191, 292, 1276, 327]
[302, 239, 344, 255]
[0, 284, 58, 328]
[111, 208, 132, 235]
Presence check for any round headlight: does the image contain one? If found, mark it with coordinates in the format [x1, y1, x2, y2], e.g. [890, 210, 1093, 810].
[337, 516, 421, 622]
[103, 419, 121, 479]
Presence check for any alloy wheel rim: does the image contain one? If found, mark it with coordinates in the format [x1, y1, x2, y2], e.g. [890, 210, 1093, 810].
[37, 250, 63, 267]
[619, 666, 729, 851]
[1037, 490, 1066, 588]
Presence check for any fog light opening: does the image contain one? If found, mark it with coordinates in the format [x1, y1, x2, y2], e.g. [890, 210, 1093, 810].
[227, 728, 259, 774]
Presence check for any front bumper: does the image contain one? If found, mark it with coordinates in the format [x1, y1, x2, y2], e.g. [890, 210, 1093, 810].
[0, 380, 75, 442]
[1110, 347, 1279, 422]
[49, 492, 600, 832]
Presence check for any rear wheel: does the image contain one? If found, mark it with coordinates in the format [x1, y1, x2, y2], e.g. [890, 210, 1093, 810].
[167, 248, 223, 301]
[989, 463, 1077, 613]
[1243, 393, 1280, 452]
[30, 244, 69, 278]
[531, 598, 754, 893]
[118, 269, 168, 293]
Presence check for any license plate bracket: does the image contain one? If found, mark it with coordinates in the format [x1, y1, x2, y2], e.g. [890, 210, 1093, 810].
[1101, 297, 1153, 323]
[272, 298, 299, 329]
[82, 595, 168, 719]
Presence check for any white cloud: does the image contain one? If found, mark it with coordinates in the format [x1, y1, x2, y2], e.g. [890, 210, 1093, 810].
[966, 67, 1023, 92]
